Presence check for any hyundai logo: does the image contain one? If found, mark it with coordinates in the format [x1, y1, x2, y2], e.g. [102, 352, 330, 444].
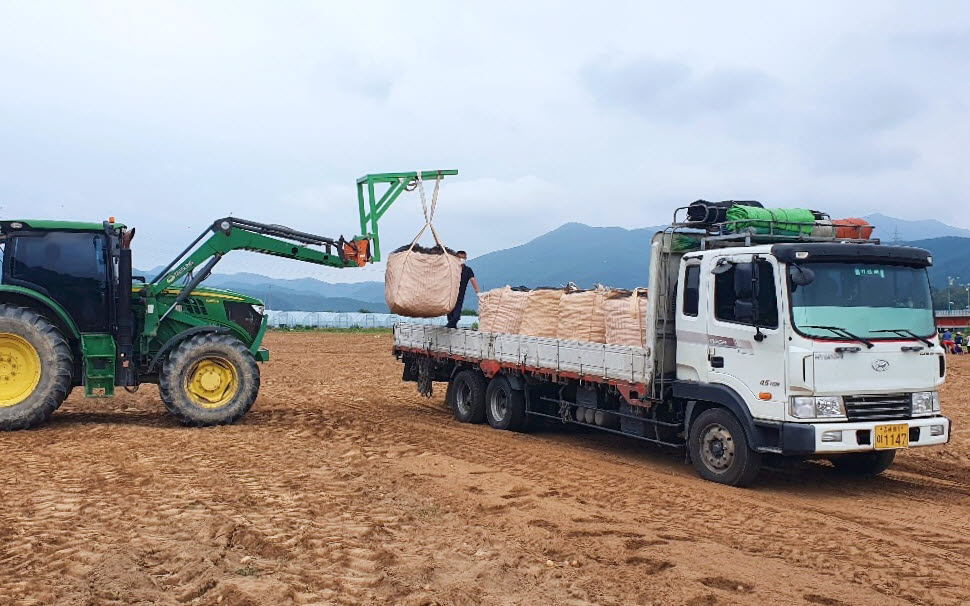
[872, 359, 890, 372]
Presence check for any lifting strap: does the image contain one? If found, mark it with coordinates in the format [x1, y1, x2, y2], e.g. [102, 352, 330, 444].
[405, 171, 446, 253]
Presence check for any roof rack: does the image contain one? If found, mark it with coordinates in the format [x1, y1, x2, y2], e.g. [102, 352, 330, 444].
[669, 206, 879, 250]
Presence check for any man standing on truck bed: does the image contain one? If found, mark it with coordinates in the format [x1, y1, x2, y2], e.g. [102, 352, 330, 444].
[447, 250, 479, 328]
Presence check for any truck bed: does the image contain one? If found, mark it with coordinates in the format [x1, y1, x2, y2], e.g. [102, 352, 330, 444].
[392, 323, 654, 389]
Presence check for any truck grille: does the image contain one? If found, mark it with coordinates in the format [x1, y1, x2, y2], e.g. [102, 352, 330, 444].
[843, 394, 910, 422]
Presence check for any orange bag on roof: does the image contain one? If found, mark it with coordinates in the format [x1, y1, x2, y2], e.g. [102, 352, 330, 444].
[832, 218, 874, 239]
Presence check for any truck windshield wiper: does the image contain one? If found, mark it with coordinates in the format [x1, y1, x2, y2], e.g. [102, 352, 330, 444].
[871, 328, 934, 348]
[802, 325, 874, 349]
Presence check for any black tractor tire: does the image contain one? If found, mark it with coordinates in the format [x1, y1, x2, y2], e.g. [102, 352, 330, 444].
[830, 450, 896, 476]
[0, 304, 73, 430]
[688, 407, 762, 487]
[484, 375, 528, 431]
[159, 333, 259, 427]
[447, 369, 486, 424]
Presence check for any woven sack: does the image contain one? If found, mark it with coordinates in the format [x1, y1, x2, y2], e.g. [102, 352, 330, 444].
[494, 288, 529, 333]
[603, 288, 648, 347]
[557, 287, 607, 343]
[477, 288, 502, 332]
[832, 218, 874, 239]
[519, 288, 564, 337]
[384, 174, 462, 317]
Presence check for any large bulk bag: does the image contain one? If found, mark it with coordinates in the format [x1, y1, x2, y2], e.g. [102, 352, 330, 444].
[384, 174, 462, 317]
[519, 288, 564, 337]
[832, 218, 874, 239]
[477, 288, 502, 332]
[603, 288, 648, 347]
[725, 206, 815, 235]
[557, 287, 607, 343]
[385, 244, 462, 317]
[477, 287, 531, 333]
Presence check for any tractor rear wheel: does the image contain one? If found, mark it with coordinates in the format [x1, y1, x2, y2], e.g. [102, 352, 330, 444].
[159, 333, 259, 426]
[0, 304, 73, 430]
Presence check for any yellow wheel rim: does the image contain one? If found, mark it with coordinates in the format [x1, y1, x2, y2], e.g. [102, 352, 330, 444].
[0, 333, 41, 407]
[185, 357, 239, 409]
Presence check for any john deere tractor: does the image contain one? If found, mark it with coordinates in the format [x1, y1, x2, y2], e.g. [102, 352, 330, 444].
[0, 170, 456, 430]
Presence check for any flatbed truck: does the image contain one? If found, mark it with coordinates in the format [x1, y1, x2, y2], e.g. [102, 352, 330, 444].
[393, 219, 951, 486]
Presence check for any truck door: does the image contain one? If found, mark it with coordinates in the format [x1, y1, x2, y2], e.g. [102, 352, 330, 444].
[706, 254, 787, 421]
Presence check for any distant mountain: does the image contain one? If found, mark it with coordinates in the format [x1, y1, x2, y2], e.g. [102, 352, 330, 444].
[131, 214, 970, 312]
[864, 213, 970, 241]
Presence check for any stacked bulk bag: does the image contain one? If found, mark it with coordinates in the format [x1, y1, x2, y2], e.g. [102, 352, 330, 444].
[477, 287, 531, 333]
[603, 288, 648, 347]
[384, 174, 463, 317]
[519, 288, 564, 337]
[724, 206, 816, 236]
[476, 288, 502, 332]
[557, 286, 607, 343]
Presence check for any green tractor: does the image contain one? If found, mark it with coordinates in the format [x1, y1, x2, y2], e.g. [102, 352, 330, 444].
[0, 170, 456, 430]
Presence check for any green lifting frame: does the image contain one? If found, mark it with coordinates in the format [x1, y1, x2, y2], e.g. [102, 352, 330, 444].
[357, 170, 458, 262]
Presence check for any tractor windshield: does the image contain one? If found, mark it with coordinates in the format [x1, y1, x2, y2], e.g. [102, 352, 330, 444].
[788, 262, 935, 340]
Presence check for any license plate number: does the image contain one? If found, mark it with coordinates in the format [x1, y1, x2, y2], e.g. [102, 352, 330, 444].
[874, 424, 909, 450]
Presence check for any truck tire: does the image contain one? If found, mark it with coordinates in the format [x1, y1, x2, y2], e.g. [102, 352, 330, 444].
[485, 375, 528, 431]
[447, 370, 486, 423]
[688, 407, 762, 487]
[158, 333, 259, 427]
[830, 451, 895, 476]
[0, 304, 73, 430]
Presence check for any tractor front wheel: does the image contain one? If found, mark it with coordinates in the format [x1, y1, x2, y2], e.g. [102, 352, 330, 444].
[0, 304, 73, 430]
[159, 333, 259, 426]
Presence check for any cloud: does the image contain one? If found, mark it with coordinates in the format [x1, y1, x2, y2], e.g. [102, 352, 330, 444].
[581, 56, 777, 122]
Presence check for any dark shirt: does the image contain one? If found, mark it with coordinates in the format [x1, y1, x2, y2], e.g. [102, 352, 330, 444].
[457, 264, 475, 302]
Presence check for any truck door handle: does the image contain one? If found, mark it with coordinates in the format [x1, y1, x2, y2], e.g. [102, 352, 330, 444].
[710, 356, 724, 368]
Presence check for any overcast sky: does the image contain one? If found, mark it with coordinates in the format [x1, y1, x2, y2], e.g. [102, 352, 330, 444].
[1, 1, 968, 282]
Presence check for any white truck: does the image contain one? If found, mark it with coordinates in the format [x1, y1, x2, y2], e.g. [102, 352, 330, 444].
[392, 224, 951, 486]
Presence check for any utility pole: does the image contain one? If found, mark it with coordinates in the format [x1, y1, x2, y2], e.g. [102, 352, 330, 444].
[948, 276, 958, 312]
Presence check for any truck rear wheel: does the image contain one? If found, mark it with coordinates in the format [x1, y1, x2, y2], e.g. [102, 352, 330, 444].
[159, 333, 259, 427]
[485, 375, 528, 431]
[688, 407, 762, 487]
[447, 370, 486, 423]
[830, 451, 895, 476]
[0, 305, 73, 430]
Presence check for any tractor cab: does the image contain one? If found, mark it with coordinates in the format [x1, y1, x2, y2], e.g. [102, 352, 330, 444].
[0, 219, 126, 335]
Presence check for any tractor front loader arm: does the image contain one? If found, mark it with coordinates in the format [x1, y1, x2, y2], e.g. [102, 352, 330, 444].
[141, 218, 370, 338]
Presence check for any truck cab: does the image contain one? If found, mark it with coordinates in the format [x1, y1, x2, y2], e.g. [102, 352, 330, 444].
[669, 239, 949, 480]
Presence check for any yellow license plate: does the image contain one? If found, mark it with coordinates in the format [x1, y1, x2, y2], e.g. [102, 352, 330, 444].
[874, 424, 909, 450]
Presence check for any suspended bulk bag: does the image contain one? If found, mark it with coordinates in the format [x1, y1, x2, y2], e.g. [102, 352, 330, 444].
[603, 288, 648, 347]
[832, 218, 874, 239]
[557, 286, 607, 343]
[384, 175, 462, 317]
[519, 288, 564, 337]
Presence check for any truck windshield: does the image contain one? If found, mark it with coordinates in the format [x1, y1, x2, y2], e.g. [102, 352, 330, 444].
[789, 262, 935, 339]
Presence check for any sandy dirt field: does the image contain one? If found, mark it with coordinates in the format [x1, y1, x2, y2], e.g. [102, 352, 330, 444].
[1, 331, 968, 606]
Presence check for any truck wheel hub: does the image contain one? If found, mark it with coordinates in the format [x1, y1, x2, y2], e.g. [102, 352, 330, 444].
[0, 334, 41, 407]
[700, 424, 735, 472]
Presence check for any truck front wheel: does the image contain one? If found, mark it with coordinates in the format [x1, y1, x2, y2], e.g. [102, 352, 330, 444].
[447, 370, 486, 423]
[159, 333, 259, 426]
[688, 407, 762, 487]
[830, 451, 895, 476]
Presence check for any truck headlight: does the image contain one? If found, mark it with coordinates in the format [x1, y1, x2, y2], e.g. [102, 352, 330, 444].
[790, 396, 846, 419]
[911, 391, 940, 416]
